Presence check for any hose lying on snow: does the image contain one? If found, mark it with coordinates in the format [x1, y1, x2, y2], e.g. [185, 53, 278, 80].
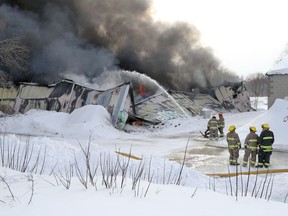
[207, 168, 288, 177]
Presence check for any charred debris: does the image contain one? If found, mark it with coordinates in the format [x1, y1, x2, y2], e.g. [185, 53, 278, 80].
[0, 79, 252, 130]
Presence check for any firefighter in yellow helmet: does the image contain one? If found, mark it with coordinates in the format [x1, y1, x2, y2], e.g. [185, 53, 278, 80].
[256, 123, 274, 168]
[226, 125, 241, 165]
[242, 126, 259, 167]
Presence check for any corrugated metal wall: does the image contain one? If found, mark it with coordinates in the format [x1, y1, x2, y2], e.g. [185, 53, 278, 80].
[0, 80, 133, 129]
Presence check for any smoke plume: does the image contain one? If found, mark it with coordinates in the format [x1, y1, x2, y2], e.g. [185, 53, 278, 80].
[0, 0, 239, 91]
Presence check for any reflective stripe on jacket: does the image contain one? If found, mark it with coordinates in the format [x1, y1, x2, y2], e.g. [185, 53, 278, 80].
[259, 130, 274, 152]
[219, 117, 225, 128]
[208, 118, 219, 130]
[244, 132, 259, 151]
[226, 131, 241, 149]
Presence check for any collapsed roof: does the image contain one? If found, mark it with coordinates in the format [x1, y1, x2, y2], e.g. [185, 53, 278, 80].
[0, 79, 133, 129]
[211, 81, 252, 112]
[0, 79, 252, 129]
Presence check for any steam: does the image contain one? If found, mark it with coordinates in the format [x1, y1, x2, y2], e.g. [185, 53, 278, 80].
[0, 0, 239, 91]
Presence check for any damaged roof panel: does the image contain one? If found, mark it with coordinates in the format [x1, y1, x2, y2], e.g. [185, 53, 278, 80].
[0, 80, 133, 130]
[0, 78, 252, 130]
[134, 92, 185, 121]
[168, 90, 223, 116]
[19, 85, 54, 99]
[0, 85, 18, 99]
[212, 82, 251, 112]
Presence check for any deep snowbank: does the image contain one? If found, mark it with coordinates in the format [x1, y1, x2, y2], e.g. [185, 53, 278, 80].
[236, 98, 288, 148]
[0, 105, 124, 139]
[0, 98, 287, 150]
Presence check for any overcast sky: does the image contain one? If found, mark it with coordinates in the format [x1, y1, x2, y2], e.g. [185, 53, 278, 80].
[152, 0, 288, 78]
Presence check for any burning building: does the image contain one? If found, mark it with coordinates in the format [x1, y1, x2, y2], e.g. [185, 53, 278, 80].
[0, 79, 134, 129]
[0, 1, 250, 129]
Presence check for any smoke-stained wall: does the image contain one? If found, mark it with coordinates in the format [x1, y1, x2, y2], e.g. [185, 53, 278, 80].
[0, 0, 240, 91]
[0, 79, 133, 129]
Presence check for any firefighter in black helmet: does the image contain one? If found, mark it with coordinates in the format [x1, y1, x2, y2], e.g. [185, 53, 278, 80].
[256, 123, 274, 168]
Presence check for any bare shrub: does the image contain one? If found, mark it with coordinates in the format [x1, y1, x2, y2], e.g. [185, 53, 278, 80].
[115, 149, 131, 189]
[175, 140, 189, 185]
[27, 174, 34, 204]
[130, 159, 145, 190]
[74, 139, 99, 188]
[0, 135, 46, 174]
[99, 153, 120, 189]
[53, 164, 73, 189]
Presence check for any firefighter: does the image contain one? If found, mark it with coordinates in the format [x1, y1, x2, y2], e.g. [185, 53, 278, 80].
[242, 126, 259, 167]
[218, 113, 225, 137]
[256, 123, 274, 168]
[207, 115, 219, 139]
[226, 125, 241, 165]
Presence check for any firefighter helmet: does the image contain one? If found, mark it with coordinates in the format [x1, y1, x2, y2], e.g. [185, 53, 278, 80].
[228, 125, 236, 131]
[262, 123, 270, 129]
[249, 126, 256, 132]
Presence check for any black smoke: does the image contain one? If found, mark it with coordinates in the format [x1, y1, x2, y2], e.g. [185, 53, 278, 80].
[0, 0, 239, 90]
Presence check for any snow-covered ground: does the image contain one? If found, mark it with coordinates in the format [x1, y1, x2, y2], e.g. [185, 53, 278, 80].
[1, 97, 288, 216]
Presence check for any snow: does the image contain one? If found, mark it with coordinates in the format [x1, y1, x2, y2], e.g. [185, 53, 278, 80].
[266, 55, 288, 75]
[216, 98, 288, 149]
[1, 97, 288, 215]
